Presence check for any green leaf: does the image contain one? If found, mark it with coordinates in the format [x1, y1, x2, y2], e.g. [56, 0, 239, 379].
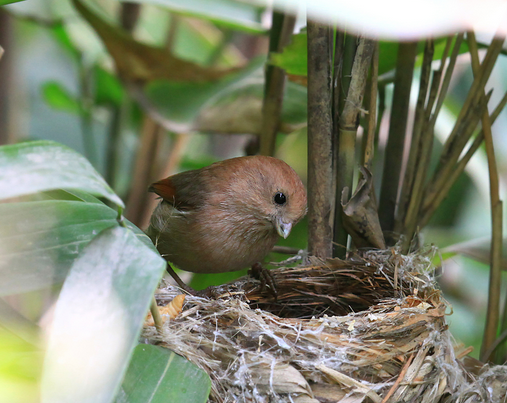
[41, 81, 81, 114]
[94, 66, 125, 106]
[0, 0, 24, 5]
[120, 0, 265, 34]
[41, 226, 166, 403]
[116, 344, 211, 403]
[270, 33, 307, 76]
[0, 200, 154, 296]
[0, 140, 124, 207]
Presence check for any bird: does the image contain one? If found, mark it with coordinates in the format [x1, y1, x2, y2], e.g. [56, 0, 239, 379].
[146, 155, 307, 291]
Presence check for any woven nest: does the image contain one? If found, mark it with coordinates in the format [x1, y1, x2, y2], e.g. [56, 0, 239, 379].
[144, 248, 507, 403]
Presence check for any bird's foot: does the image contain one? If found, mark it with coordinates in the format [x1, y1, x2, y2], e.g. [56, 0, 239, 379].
[166, 263, 198, 295]
[248, 262, 277, 299]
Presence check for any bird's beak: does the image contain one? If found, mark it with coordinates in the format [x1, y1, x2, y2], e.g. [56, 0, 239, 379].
[275, 218, 292, 239]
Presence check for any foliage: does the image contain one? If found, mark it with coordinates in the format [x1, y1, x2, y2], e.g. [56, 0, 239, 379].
[1, 0, 507, 401]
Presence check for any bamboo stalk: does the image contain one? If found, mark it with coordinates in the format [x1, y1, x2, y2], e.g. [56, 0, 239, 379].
[363, 43, 379, 171]
[467, 32, 504, 362]
[125, 117, 164, 225]
[260, 12, 296, 156]
[429, 35, 462, 125]
[420, 90, 507, 227]
[78, 62, 97, 167]
[307, 20, 333, 259]
[395, 40, 434, 241]
[333, 33, 356, 257]
[334, 37, 375, 257]
[378, 42, 418, 244]
[424, 36, 503, 212]
[106, 3, 141, 191]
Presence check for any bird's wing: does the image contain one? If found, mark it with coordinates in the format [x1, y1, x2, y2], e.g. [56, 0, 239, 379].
[149, 169, 207, 210]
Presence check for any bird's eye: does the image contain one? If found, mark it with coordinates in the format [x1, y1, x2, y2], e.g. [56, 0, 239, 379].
[274, 192, 287, 205]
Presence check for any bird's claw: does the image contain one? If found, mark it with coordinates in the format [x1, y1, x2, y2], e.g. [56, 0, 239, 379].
[249, 262, 277, 299]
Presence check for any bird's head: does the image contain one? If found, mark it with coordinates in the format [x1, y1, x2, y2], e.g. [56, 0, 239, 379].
[218, 156, 307, 239]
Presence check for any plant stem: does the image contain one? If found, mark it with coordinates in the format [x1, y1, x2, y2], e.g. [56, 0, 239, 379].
[333, 33, 356, 257]
[334, 37, 375, 256]
[78, 61, 97, 167]
[363, 43, 379, 171]
[396, 40, 434, 245]
[423, 36, 504, 216]
[378, 41, 418, 244]
[105, 2, 141, 190]
[420, 90, 507, 227]
[307, 20, 333, 259]
[150, 296, 163, 333]
[467, 31, 504, 362]
[260, 12, 296, 156]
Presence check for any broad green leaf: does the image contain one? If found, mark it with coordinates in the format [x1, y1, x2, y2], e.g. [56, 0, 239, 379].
[120, 0, 265, 34]
[0, 200, 153, 296]
[94, 66, 125, 106]
[41, 81, 81, 114]
[115, 344, 211, 403]
[0, 0, 24, 5]
[41, 226, 166, 403]
[0, 140, 123, 207]
[270, 33, 307, 76]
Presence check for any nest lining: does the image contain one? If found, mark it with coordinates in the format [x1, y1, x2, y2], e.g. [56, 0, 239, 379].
[144, 248, 507, 403]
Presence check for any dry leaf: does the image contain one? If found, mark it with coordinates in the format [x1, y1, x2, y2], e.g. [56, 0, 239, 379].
[73, 0, 240, 83]
[341, 167, 386, 249]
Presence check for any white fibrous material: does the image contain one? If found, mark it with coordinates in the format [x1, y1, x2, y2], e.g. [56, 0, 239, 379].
[143, 248, 507, 403]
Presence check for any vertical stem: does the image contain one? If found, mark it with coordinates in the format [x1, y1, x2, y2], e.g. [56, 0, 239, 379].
[378, 42, 418, 244]
[307, 20, 333, 259]
[334, 37, 375, 257]
[363, 43, 379, 170]
[333, 34, 356, 257]
[105, 3, 141, 188]
[125, 117, 164, 225]
[468, 32, 504, 362]
[105, 99, 128, 189]
[260, 12, 296, 156]
[119, 2, 141, 32]
[150, 296, 163, 333]
[397, 40, 434, 250]
[78, 62, 97, 166]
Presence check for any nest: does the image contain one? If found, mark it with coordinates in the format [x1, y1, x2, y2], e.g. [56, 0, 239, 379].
[144, 248, 507, 403]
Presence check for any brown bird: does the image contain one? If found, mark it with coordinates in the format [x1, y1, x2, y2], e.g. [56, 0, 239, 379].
[147, 155, 307, 290]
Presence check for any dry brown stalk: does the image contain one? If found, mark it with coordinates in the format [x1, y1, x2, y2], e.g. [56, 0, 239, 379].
[381, 352, 415, 403]
[307, 21, 334, 259]
[334, 37, 376, 254]
[260, 13, 296, 156]
[363, 43, 379, 171]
